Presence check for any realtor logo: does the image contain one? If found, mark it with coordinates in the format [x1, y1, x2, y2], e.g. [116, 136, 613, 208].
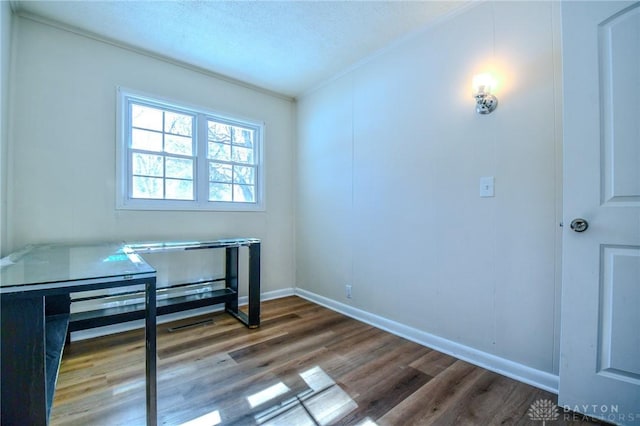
[528, 399, 560, 425]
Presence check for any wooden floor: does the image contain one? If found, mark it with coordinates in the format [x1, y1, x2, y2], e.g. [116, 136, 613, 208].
[51, 296, 604, 425]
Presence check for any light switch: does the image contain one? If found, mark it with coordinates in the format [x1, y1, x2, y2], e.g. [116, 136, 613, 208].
[480, 176, 495, 197]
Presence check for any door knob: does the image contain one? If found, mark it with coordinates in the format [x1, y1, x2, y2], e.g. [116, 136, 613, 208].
[570, 218, 589, 232]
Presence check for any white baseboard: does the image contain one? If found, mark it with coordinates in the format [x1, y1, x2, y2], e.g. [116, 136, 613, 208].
[294, 288, 559, 394]
[70, 287, 295, 341]
[258, 287, 296, 302]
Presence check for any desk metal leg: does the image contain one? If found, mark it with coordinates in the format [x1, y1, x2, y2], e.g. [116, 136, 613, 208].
[247, 242, 261, 328]
[1, 296, 47, 424]
[145, 278, 157, 426]
[224, 244, 260, 328]
[224, 246, 239, 316]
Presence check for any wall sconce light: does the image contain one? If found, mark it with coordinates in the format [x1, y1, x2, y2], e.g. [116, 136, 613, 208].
[472, 73, 498, 114]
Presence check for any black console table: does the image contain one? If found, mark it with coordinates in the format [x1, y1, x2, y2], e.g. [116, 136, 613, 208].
[0, 238, 261, 425]
[69, 239, 261, 333]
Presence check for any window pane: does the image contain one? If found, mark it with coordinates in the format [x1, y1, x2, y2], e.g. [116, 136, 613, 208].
[234, 165, 255, 185]
[166, 157, 192, 179]
[132, 153, 163, 177]
[166, 179, 193, 200]
[208, 142, 231, 161]
[132, 104, 163, 131]
[165, 134, 193, 156]
[132, 176, 163, 198]
[233, 184, 255, 203]
[209, 183, 232, 202]
[232, 127, 254, 147]
[209, 162, 232, 183]
[232, 146, 254, 164]
[132, 129, 162, 152]
[208, 121, 231, 144]
[164, 111, 192, 136]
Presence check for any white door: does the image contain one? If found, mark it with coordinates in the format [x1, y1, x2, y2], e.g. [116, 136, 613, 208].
[559, 1, 640, 424]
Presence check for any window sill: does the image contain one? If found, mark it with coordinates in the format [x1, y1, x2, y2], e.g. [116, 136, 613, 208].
[116, 199, 265, 212]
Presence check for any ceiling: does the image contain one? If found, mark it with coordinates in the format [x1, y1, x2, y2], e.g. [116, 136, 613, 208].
[11, 1, 474, 98]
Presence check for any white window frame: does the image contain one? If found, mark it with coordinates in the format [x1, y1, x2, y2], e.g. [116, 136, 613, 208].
[116, 87, 265, 211]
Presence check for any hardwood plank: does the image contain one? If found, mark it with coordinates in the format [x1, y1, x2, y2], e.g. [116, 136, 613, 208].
[338, 339, 431, 399]
[337, 366, 432, 425]
[409, 349, 457, 376]
[377, 360, 486, 425]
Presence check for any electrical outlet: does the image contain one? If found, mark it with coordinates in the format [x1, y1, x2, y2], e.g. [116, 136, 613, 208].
[345, 284, 352, 299]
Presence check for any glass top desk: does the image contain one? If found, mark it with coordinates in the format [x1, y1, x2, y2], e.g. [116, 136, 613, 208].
[0, 238, 261, 425]
[1, 243, 157, 425]
[0, 243, 156, 292]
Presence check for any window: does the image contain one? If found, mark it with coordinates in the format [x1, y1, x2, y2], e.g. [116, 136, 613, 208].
[117, 89, 264, 211]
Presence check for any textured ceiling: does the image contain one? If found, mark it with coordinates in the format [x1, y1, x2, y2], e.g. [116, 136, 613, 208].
[12, 1, 473, 98]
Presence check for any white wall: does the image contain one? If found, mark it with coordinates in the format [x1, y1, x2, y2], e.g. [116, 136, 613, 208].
[8, 17, 296, 293]
[0, 2, 12, 257]
[297, 1, 563, 377]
